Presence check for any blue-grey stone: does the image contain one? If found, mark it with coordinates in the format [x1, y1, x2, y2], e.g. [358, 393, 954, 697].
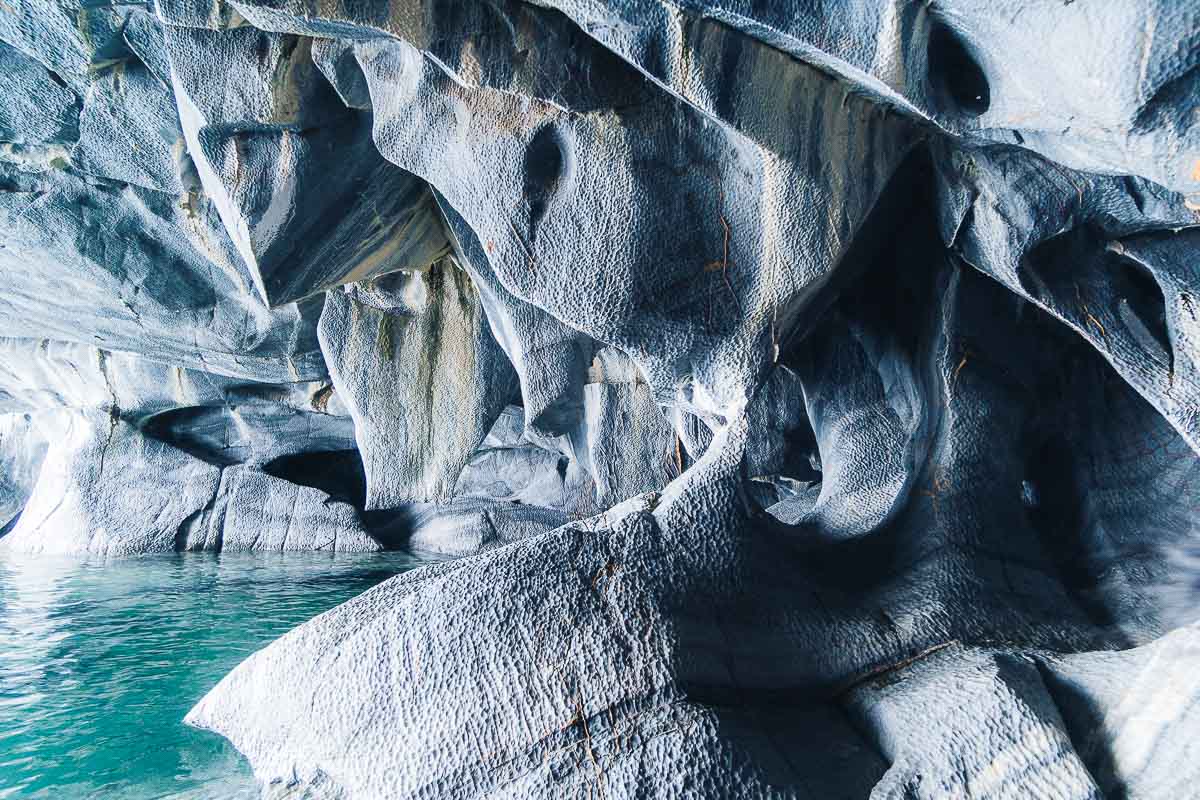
[0, 1, 1196, 797]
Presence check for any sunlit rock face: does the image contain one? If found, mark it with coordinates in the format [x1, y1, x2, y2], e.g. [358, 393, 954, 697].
[2, 0, 1199, 796]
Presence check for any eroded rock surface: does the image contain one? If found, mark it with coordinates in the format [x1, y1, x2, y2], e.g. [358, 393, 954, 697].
[1, 0, 1198, 797]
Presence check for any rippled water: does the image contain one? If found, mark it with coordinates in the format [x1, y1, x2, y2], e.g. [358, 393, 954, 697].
[0, 551, 433, 799]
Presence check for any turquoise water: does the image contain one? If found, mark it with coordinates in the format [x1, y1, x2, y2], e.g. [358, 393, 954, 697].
[0, 551, 433, 799]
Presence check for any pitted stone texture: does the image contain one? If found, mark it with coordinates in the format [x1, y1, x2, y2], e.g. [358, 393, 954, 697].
[0, 0, 125, 95]
[437, 195, 595, 440]
[783, 307, 928, 538]
[0, 40, 79, 147]
[582, 347, 678, 508]
[1040, 624, 1200, 800]
[0, 163, 328, 382]
[187, 356, 1165, 798]
[71, 13, 189, 194]
[357, 24, 915, 419]
[932, 141, 1200, 453]
[186, 420, 889, 799]
[162, 24, 449, 306]
[227, 0, 919, 420]
[0, 410, 221, 556]
[539, 0, 1200, 196]
[318, 262, 515, 508]
[179, 464, 379, 553]
[846, 646, 1101, 800]
[1, 0, 1199, 796]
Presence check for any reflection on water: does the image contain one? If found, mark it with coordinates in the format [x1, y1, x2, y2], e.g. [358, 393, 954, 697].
[0, 550, 433, 799]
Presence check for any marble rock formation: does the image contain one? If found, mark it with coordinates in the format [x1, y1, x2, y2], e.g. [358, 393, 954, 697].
[2, 0, 1199, 797]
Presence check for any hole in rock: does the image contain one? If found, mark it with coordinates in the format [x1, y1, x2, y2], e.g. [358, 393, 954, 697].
[1022, 227, 1172, 362]
[1114, 256, 1171, 356]
[777, 146, 937, 359]
[524, 125, 565, 195]
[522, 124, 571, 242]
[767, 143, 991, 539]
[927, 22, 990, 117]
[1018, 225, 1088, 301]
[261, 449, 367, 508]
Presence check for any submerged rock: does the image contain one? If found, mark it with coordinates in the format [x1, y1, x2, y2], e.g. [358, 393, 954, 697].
[0, 0, 1198, 797]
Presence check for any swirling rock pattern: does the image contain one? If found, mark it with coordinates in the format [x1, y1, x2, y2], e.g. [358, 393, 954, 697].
[1, 0, 1198, 797]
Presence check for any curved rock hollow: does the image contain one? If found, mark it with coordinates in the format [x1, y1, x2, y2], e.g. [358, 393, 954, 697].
[2, 0, 1199, 797]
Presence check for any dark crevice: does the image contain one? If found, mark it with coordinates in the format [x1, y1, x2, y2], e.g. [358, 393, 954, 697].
[1022, 431, 1121, 632]
[522, 123, 570, 244]
[261, 449, 367, 508]
[1113, 255, 1171, 356]
[1020, 226, 1173, 369]
[140, 406, 244, 467]
[927, 22, 990, 118]
[771, 144, 944, 531]
[1033, 658, 1129, 800]
[0, 511, 22, 538]
[1018, 314, 1158, 645]
[778, 144, 937, 364]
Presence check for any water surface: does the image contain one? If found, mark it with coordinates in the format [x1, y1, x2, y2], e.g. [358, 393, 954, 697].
[0, 551, 432, 799]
